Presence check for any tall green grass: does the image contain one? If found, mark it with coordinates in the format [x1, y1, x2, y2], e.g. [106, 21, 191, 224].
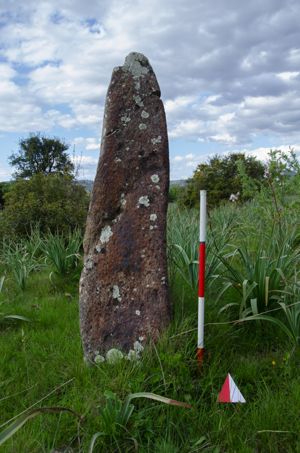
[0, 195, 300, 451]
[42, 230, 82, 278]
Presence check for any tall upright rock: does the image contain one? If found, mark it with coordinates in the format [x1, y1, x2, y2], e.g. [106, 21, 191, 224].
[79, 52, 170, 362]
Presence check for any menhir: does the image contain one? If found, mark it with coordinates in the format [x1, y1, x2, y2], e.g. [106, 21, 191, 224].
[79, 52, 170, 362]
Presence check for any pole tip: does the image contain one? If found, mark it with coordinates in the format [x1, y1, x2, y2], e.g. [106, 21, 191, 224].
[197, 348, 205, 365]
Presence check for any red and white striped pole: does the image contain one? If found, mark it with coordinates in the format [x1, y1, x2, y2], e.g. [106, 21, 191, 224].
[197, 190, 206, 365]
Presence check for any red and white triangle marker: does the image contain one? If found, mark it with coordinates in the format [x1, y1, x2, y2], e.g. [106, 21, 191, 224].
[217, 373, 246, 403]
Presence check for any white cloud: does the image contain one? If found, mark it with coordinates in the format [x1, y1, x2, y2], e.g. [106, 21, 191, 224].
[1, 0, 300, 180]
[277, 71, 300, 81]
[210, 133, 237, 144]
[73, 137, 100, 151]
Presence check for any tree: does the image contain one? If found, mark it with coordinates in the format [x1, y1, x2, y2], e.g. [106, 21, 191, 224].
[9, 134, 74, 178]
[0, 182, 14, 210]
[180, 153, 265, 208]
[1, 173, 89, 236]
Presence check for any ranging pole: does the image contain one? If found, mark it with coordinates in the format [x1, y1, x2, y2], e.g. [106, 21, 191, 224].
[197, 190, 206, 364]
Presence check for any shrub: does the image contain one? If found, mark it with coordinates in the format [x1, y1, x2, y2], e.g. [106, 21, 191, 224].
[0, 173, 89, 237]
[179, 153, 265, 209]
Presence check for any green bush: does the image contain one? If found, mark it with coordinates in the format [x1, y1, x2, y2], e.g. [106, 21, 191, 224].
[179, 153, 265, 208]
[0, 173, 89, 237]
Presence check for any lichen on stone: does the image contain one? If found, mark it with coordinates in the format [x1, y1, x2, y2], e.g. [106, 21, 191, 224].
[137, 196, 150, 207]
[150, 213, 157, 222]
[106, 348, 124, 364]
[141, 110, 149, 119]
[139, 123, 147, 130]
[121, 115, 131, 124]
[123, 52, 150, 77]
[134, 340, 144, 354]
[133, 95, 144, 107]
[151, 136, 162, 145]
[151, 174, 160, 183]
[112, 285, 122, 301]
[100, 225, 113, 244]
[127, 349, 139, 361]
[85, 256, 94, 270]
[94, 354, 105, 364]
[120, 193, 126, 207]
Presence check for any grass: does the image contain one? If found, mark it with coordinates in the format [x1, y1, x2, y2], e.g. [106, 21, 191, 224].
[1, 199, 300, 452]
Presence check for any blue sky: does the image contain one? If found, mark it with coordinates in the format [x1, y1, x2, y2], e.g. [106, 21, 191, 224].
[1, 0, 300, 181]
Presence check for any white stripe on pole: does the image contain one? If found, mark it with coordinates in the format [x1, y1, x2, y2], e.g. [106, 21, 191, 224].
[199, 190, 206, 242]
[198, 296, 205, 348]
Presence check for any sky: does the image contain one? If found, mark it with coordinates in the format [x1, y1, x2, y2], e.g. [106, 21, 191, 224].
[1, 0, 300, 181]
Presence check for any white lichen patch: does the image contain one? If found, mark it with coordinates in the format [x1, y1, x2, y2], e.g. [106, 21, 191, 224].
[127, 349, 139, 361]
[139, 336, 144, 341]
[84, 256, 94, 270]
[114, 157, 122, 163]
[139, 123, 147, 130]
[137, 195, 150, 207]
[141, 110, 149, 119]
[94, 354, 105, 364]
[123, 53, 149, 77]
[150, 225, 154, 230]
[134, 341, 144, 354]
[150, 213, 157, 222]
[151, 174, 160, 183]
[121, 115, 131, 124]
[95, 244, 102, 253]
[106, 348, 124, 364]
[135, 310, 141, 316]
[100, 225, 113, 244]
[151, 136, 162, 145]
[135, 81, 140, 90]
[133, 95, 144, 107]
[112, 285, 121, 302]
[120, 193, 126, 207]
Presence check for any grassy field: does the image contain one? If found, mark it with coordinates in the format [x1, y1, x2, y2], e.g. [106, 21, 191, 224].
[1, 199, 300, 452]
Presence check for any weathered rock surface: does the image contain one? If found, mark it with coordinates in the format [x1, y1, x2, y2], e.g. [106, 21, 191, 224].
[79, 52, 170, 362]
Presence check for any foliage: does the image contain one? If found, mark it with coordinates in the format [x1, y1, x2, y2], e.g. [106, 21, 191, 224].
[89, 391, 190, 450]
[180, 153, 265, 208]
[243, 274, 300, 347]
[0, 407, 81, 446]
[9, 133, 74, 179]
[168, 184, 185, 203]
[217, 224, 300, 317]
[0, 173, 89, 236]
[2, 173, 300, 451]
[0, 276, 30, 323]
[0, 182, 14, 210]
[0, 390, 189, 449]
[42, 230, 82, 277]
[167, 204, 237, 292]
[1, 242, 40, 290]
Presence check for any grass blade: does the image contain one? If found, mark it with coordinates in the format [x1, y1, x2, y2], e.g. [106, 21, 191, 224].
[0, 407, 81, 446]
[126, 392, 191, 408]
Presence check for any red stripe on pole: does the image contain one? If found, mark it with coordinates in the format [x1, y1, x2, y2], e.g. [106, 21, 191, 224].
[198, 242, 206, 297]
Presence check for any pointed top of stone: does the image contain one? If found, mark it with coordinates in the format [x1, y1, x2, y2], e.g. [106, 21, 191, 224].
[123, 52, 152, 77]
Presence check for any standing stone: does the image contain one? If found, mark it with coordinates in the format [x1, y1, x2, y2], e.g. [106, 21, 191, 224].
[79, 52, 170, 362]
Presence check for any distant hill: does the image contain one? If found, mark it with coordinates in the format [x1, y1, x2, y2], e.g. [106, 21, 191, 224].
[77, 178, 187, 193]
[170, 179, 187, 187]
[77, 179, 94, 192]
